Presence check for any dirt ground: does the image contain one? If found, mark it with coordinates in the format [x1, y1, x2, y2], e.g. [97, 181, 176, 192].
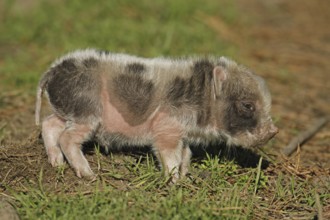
[205, 0, 330, 167]
[0, 0, 329, 214]
[241, 0, 330, 167]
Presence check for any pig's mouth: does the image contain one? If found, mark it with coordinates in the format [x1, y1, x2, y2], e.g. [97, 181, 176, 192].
[224, 124, 279, 149]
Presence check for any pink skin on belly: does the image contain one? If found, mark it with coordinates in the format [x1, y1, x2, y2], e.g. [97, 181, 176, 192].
[100, 82, 155, 137]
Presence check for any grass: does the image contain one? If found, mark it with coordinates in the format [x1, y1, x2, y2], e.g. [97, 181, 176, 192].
[0, 0, 237, 92]
[10, 154, 263, 219]
[0, 0, 329, 219]
[6, 149, 328, 219]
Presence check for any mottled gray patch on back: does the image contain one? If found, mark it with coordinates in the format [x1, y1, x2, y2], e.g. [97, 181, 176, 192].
[111, 73, 155, 124]
[166, 60, 214, 126]
[197, 105, 212, 126]
[167, 77, 186, 107]
[126, 63, 146, 74]
[83, 57, 98, 68]
[46, 58, 102, 121]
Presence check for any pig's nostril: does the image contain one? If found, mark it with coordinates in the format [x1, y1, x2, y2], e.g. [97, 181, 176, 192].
[273, 126, 279, 134]
[269, 126, 279, 137]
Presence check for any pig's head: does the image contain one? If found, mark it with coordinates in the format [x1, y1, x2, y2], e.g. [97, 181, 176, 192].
[212, 57, 278, 148]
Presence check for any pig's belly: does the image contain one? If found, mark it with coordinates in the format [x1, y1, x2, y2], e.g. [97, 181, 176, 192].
[94, 127, 153, 148]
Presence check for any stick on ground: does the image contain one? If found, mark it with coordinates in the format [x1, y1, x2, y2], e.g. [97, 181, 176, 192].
[282, 117, 329, 156]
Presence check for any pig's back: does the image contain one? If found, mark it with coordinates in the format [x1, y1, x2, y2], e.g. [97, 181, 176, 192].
[42, 49, 213, 124]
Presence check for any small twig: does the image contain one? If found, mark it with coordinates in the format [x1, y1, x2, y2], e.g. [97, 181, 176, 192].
[282, 117, 329, 156]
[1, 168, 13, 184]
[6, 153, 37, 158]
[0, 193, 16, 200]
[294, 145, 301, 172]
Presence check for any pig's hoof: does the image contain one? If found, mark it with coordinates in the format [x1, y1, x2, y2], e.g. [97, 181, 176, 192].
[167, 173, 180, 185]
[49, 154, 64, 167]
[47, 147, 64, 167]
[87, 174, 97, 182]
[77, 173, 97, 182]
[75, 168, 95, 180]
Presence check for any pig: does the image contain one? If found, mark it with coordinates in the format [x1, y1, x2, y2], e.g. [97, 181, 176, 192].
[35, 49, 278, 182]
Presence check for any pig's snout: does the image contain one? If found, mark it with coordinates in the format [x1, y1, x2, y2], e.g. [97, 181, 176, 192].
[249, 123, 278, 148]
[267, 124, 279, 139]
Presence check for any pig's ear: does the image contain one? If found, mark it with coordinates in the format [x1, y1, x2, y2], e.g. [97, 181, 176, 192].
[212, 66, 227, 99]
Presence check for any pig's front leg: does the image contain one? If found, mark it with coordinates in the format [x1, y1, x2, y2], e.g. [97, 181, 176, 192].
[154, 137, 192, 183]
[154, 138, 183, 183]
[152, 117, 186, 183]
[180, 143, 192, 177]
[58, 123, 95, 179]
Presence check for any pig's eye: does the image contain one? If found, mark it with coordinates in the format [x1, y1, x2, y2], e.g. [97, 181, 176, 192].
[236, 101, 255, 118]
[242, 102, 255, 112]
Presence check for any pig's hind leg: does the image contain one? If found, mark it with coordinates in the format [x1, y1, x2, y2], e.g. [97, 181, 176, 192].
[58, 122, 95, 179]
[42, 114, 65, 167]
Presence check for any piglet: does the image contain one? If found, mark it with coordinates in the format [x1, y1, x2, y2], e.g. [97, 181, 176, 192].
[35, 49, 278, 182]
